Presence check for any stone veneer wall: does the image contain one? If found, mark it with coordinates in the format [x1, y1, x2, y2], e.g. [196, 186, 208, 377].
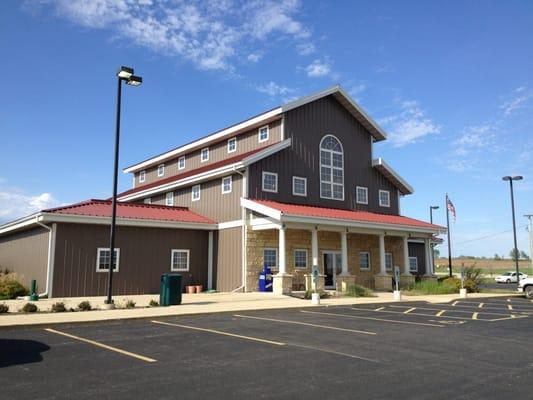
[246, 228, 407, 291]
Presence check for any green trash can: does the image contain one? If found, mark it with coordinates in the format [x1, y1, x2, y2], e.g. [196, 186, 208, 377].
[160, 273, 182, 306]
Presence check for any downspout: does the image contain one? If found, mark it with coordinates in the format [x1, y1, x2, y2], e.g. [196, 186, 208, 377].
[233, 166, 248, 292]
[35, 220, 57, 298]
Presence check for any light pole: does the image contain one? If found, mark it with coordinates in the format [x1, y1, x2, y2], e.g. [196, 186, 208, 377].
[502, 175, 523, 290]
[105, 66, 143, 306]
[429, 205, 439, 274]
[429, 205, 439, 224]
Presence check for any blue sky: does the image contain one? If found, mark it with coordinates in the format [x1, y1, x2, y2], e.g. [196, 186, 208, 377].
[1, 0, 532, 258]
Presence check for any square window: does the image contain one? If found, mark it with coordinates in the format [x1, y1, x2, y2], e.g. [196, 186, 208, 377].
[157, 164, 165, 177]
[320, 182, 332, 198]
[264, 248, 277, 268]
[227, 137, 237, 153]
[332, 153, 343, 168]
[258, 126, 269, 143]
[171, 249, 189, 271]
[165, 192, 174, 206]
[409, 257, 418, 273]
[139, 170, 146, 183]
[356, 186, 368, 205]
[385, 253, 393, 272]
[359, 252, 370, 270]
[192, 184, 201, 201]
[320, 151, 331, 166]
[96, 248, 119, 272]
[222, 176, 232, 194]
[332, 184, 344, 200]
[178, 156, 185, 170]
[143, 197, 151, 204]
[292, 176, 307, 196]
[379, 190, 390, 207]
[294, 249, 308, 268]
[262, 171, 278, 193]
[201, 148, 209, 162]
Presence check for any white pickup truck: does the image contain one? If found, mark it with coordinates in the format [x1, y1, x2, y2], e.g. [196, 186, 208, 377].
[517, 277, 533, 299]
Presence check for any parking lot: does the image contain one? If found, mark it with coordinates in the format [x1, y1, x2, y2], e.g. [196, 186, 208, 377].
[1, 297, 532, 400]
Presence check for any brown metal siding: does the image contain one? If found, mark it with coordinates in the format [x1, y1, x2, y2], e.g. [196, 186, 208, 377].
[212, 227, 242, 291]
[408, 242, 427, 275]
[135, 119, 281, 186]
[248, 95, 400, 215]
[0, 227, 49, 292]
[52, 223, 209, 297]
[150, 173, 242, 222]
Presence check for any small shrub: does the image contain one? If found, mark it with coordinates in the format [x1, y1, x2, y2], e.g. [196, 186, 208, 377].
[0, 274, 28, 300]
[0, 303, 9, 313]
[442, 276, 478, 293]
[406, 280, 458, 295]
[304, 290, 329, 299]
[124, 300, 136, 309]
[149, 299, 159, 307]
[51, 302, 66, 313]
[78, 301, 92, 311]
[22, 302, 38, 313]
[346, 284, 376, 297]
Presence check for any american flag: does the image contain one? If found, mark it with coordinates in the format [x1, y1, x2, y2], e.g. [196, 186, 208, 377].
[447, 196, 456, 222]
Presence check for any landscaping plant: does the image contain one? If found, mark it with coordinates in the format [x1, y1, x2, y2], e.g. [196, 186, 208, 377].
[124, 300, 136, 309]
[21, 302, 38, 313]
[345, 284, 376, 298]
[149, 299, 159, 307]
[78, 301, 92, 311]
[406, 280, 458, 295]
[0, 303, 9, 313]
[0, 273, 28, 300]
[304, 289, 329, 299]
[51, 302, 67, 313]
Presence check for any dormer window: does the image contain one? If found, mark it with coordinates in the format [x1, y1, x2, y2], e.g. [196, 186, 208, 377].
[379, 190, 390, 207]
[319, 135, 344, 201]
[178, 156, 185, 170]
[157, 164, 165, 177]
[201, 148, 209, 162]
[165, 192, 174, 206]
[139, 170, 146, 183]
[258, 125, 269, 143]
[227, 137, 237, 153]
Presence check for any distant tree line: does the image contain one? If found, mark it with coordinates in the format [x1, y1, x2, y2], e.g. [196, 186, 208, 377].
[433, 248, 530, 260]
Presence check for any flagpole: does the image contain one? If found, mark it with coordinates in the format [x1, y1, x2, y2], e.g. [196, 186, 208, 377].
[446, 193, 453, 277]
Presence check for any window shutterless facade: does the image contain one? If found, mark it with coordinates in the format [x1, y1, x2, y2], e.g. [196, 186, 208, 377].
[192, 184, 201, 201]
[356, 186, 368, 204]
[385, 252, 393, 272]
[227, 137, 237, 153]
[139, 170, 146, 183]
[359, 252, 370, 270]
[262, 171, 278, 193]
[292, 176, 307, 197]
[258, 125, 269, 143]
[157, 164, 165, 177]
[409, 256, 418, 273]
[178, 156, 185, 170]
[263, 248, 277, 268]
[319, 135, 344, 200]
[221, 176, 232, 194]
[165, 192, 174, 206]
[201, 147, 209, 162]
[96, 248, 120, 272]
[379, 190, 390, 207]
[171, 249, 190, 271]
[294, 249, 308, 268]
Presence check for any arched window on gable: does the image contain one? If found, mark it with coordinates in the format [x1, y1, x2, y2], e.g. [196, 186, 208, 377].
[319, 135, 344, 200]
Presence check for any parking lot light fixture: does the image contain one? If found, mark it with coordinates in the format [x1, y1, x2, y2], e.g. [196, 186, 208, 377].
[502, 175, 523, 290]
[429, 205, 439, 224]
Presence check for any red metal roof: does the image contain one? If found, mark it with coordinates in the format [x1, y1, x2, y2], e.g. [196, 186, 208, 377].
[252, 199, 445, 230]
[43, 199, 216, 225]
[118, 143, 277, 199]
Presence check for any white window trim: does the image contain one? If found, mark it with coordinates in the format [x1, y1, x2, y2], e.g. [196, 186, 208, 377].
[264, 247, 278, 268]
[139, 170, 146, 183]
[171, 249, 190, 272]
[178, 156, 185, 170]
[359, 251, 371, 270]
[379, 190, 391, 207]
[96, 248, 120, 272]
[409, 256, 418, 273]
[143, 197, 151, 204]
[157, 164, 165, 177]
[192, 184, 201, 201]
[319, 134, 345, 201]
[356, 186, 368, 205]
[200, 147, 209, 162]
[385, 252, 393, 272]
[227, 137, 237, 153]
[221, 176, 232, 194]
[165, 192, 174, 206]
[292, 176, 307, 197]
[258, 125, 269, 143]
[262, 171, 278, 193]
[294, 248, 308, 268]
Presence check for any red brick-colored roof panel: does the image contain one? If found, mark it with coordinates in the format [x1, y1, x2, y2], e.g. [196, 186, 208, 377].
[43, 199, 216, 225]
[253, 199, 444, 230]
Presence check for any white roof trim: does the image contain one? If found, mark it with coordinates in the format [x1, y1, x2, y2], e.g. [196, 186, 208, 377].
[372, 158, 414, 195]
[119, 139, 291, 202]
[123, 108, 283, 173]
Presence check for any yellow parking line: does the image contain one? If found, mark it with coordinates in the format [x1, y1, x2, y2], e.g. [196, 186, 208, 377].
[478, 303, 484, 309]
[436, 310, 446, 317]
[234, 314, 376, 335]
[489, 315, 528, 322]
[508, 304, 513, 311]
[151, 320, 286, 346]
[452, 301, 459, 306]
[301, 310, 444, 328]
[404, 307, 416, 314]
[351, 307, 477, 321]
[472, 312, 478, 320]
[44, 328, 156, 363]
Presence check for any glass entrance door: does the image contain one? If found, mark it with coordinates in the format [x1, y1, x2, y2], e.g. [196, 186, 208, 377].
[323, 252, 342, 288]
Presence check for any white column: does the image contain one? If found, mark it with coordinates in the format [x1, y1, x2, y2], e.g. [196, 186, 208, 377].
[341, 231, 348, 275]
[379, 234, 387, 275]
[278, 225, 287, 275]
[208, 231, 214, 289]
[403, 236, 410, 275]
[424, 238, 432, 276]
[311, 228, 318, 272]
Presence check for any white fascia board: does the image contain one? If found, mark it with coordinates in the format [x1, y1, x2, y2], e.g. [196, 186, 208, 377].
[240, 198, 282, 220]
[372, 158, 414, 195]
[251, 223, 282, 231]
[40, 213, 217, 230]
[123, 108, 282, 173]
[241, 138, 291, 165]
[0, 213, 41, 236]
[218, 220, 244, 230]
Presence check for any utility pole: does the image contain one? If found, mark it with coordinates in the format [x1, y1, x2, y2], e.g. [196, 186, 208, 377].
[526, 214, 533, 276]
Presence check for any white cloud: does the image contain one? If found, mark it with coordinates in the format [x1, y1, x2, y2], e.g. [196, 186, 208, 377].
[296, 42, 315, 55]
[379, 100, 440, 147]
[255, 81, 293, 97]
[348, 82, 366, 99]
[0, 189, 62, 223]
[500, 86, 532, 116]
[453, 124, 495, 156]
[36, 0, 313, 71]
[305, 58, 331, 78]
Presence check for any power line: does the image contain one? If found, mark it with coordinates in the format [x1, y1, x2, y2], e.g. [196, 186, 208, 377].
[452, 224, 528, 246]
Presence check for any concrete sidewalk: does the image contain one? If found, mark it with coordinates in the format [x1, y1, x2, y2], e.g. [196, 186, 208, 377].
[0, 291, 520, 328]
